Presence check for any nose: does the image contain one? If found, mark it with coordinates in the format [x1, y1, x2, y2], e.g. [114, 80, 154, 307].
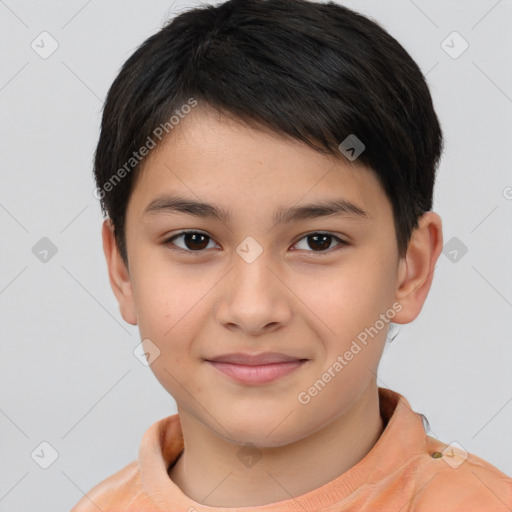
[215, 244, 292, 336]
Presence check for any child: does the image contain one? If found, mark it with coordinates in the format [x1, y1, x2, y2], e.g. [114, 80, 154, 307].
[72, 0, 512, 510]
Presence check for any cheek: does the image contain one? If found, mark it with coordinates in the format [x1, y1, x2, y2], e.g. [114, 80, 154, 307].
[131, 262, 206, 398]
[301, 254, 396, 368]
[305, 254, 394, 321]
[131, 252, 205, 336]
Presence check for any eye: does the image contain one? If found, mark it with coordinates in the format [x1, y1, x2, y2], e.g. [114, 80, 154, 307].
[164, 230, 347, 255]
[292, 232, 347, 255]
[164, 231, 218, 252]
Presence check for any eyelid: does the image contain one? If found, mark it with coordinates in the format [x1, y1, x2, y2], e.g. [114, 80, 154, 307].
[164, 230, 348, 255]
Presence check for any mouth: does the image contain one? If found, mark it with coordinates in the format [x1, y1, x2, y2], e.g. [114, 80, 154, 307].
[204, 352, 308, 385]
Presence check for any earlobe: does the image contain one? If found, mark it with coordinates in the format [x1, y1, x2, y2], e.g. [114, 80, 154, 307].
[101, 219, 138, 326]
[393, 212, 443, 324]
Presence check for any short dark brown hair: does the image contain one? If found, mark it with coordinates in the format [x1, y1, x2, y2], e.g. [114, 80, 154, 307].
[94, 0, 443, 264]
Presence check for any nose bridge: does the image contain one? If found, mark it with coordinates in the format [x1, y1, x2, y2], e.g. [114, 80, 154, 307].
[232, 235, 276, 295]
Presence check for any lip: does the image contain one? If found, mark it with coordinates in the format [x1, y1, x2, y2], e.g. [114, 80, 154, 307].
[205, 352, 303, 365]
[205, 353, 307, 385]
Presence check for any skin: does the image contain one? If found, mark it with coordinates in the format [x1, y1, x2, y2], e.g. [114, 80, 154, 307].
[102, 106, 443, 507]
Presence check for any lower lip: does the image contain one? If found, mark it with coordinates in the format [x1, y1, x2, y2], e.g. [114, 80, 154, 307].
[206, 360, 306, 384]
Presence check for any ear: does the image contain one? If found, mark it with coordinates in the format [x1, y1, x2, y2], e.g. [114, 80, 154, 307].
[101, 219, 137, 325]
[392, 211, 443, 324]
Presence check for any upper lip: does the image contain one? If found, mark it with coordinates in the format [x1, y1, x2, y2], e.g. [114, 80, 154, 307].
[205, 352, 305, 365]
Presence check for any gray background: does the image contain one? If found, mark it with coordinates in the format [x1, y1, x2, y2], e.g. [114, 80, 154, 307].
[1, 0, 511, 510]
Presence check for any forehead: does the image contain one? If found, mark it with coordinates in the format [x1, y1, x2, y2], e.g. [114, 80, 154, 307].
[127, 107, 391, 222]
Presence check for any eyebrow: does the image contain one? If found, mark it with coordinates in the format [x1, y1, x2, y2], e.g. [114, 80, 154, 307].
[142, 194, 370, 225]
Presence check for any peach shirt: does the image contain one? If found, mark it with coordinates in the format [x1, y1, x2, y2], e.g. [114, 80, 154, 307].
[71, 388, 512, 511]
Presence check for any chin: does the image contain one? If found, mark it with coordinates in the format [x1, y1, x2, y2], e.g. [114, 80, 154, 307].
[220, 411, 308, 448]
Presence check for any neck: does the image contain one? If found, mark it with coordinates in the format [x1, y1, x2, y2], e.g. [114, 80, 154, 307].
[168, 385, 384, 508]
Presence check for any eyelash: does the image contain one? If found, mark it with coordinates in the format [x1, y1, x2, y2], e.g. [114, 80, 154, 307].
[163, 230, 348, 257]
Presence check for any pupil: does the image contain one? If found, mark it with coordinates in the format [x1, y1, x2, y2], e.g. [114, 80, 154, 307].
[310, 234, 330, 251]
[186, 233, 209, 250]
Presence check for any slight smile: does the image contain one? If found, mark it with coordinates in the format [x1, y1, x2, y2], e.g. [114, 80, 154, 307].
[205, 352, 309, 385]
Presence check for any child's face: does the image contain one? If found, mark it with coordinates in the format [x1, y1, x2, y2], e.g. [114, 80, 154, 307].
[111, 107, 408, 446]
